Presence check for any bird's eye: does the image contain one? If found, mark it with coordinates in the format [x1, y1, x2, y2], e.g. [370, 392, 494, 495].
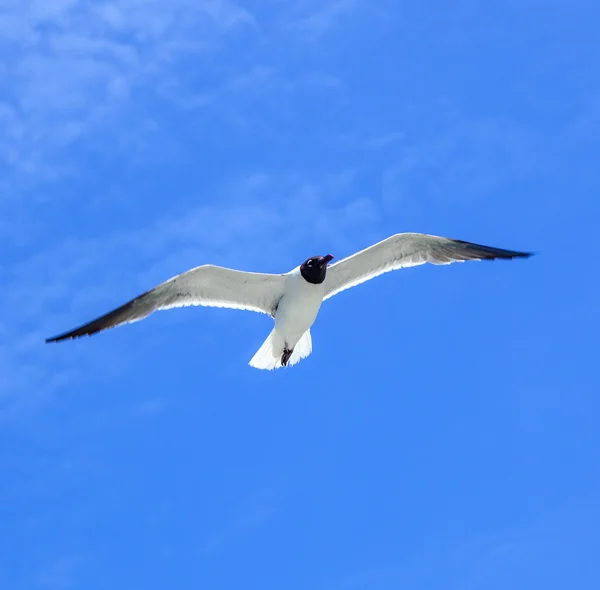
[307, 260, 313, 267]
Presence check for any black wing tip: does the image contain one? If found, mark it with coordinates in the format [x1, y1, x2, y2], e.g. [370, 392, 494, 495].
[45, 331, 94, 343]
[479, 249, 535, 261]
[490, 249, 534, 260]
[44, 296, 145, 344]
[501, 250, 533, 260]
[44, 317, 120, 343]
[452, 239, 535, 261]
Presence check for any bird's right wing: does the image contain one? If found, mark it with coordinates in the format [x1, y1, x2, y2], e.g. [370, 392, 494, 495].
[46, 265, 286, 342]
[324, 233, 531, 300]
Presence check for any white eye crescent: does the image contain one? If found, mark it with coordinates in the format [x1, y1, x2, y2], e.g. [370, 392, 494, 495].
[307, 260, 313, 267]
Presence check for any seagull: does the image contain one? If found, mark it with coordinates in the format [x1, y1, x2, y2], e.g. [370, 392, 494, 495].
[46, 233, 531, 369]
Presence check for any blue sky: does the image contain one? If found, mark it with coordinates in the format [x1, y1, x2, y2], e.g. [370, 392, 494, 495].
[1, 0, 599, 588]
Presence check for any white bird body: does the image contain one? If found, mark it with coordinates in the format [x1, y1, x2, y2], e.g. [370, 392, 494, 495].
[46, 233, 531, 370]
[276, 267, 326, 344]
[248, 267, 326, 370]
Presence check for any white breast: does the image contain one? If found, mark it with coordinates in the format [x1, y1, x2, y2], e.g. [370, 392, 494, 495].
[274, 269, 326, 350]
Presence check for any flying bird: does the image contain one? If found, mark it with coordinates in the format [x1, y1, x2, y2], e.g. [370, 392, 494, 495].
[46, 233, 531, 369]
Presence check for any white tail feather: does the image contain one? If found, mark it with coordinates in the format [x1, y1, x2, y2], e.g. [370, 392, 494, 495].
[288, 330, 312, 366]
[248, 328, 312, 370]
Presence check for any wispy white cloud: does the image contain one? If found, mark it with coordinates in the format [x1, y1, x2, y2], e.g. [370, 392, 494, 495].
[169, 63, 343, 114]
[0, 0, 363, 190]
[272, 0, 374, 44]
[290, 0, 360, 38]
[0, 0, 257, 178]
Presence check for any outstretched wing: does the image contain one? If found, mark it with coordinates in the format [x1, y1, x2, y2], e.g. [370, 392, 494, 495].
[46, 265, 286, 342]
[324, 233, 531, 300]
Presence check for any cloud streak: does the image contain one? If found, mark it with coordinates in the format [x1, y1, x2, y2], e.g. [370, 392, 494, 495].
[0, 0, 256, 178]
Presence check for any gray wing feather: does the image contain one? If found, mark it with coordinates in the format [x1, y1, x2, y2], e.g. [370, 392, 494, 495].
[46, 265, 285, 342]
[324, 233, 531, 300]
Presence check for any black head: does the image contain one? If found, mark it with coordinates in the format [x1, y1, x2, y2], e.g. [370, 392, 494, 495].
[299, 254, 334, 284]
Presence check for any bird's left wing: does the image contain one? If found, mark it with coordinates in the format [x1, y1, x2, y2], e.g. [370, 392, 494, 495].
[324, 233, 531, 300]
[46, 265, 286, 342]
